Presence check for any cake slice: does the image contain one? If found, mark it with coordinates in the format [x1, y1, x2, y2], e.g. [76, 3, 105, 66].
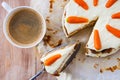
[86, 24, 120, 57]
[41, 41, 81, 75]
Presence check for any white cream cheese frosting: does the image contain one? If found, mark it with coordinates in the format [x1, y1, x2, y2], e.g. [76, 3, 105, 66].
[63, 0, 100, 36]
[63, 0, 120, 57]
[41, 43, 76, 74]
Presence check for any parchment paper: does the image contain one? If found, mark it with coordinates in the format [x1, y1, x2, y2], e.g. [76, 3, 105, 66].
[30, 0, 120, 80]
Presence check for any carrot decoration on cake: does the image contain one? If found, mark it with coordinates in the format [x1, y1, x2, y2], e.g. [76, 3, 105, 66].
[112, 12, 120, 19]
[67, 16, 88, 24]
[94, 30, 102, 50]
[105, 0, 118, 8]
[74, 0, 89, 10]
[44, 54, 62, 66]
[93, 0, 98, 6]
[106, 24, 120, 38]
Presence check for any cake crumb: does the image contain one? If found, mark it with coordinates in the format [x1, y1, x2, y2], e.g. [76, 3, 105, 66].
[113, 65, 117, 70]
[46, 16, 50, 23]
[47, 28, 57, 34]
[106, 57, 111, 60]
[105, 65, 118, 72]
[52, 31, 57, 34]
[117, 58, 120, 61]
[101, 65, 118, 73]
[46, 18, 50, 23]
[64, 0, 67, 1]
[47, 28, 53, 31]
[93, 63, 99, 69]
[43, 35, 51, 45]
[100, 69, 103, 73]
[49, 9, 53, 12]
[43, 35, 62, 48]
[118, 63, 120, 69]
[106, 67, 114, 72]
[49, 0, 55, 12]
[64, 12, 66, 17]
[49, 39, 62, 48]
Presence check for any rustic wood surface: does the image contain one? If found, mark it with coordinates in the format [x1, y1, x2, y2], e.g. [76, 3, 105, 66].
[0, 0, 56, 80]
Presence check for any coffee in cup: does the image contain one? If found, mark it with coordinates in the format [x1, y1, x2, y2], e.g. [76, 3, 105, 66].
[2, 2, 46, 48]
[8, 9, 43, 44]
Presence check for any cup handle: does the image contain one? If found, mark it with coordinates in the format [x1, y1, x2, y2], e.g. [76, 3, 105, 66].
[2, 2, 12, 13]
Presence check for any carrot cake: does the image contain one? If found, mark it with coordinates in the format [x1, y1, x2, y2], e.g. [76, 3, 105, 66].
[63, 0, 120, 57]
[41, 41, 81, 75]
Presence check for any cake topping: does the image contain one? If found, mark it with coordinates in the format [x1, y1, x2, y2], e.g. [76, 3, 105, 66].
[74, 0, 89, 10]
[93, 0, 98, 6]
[67, 16, 88, 24]
[106, 24, 120, 38]
[44, 54, 62, 66]
[94, 30, 102, 50]
[105, 0, 117, 8]
[112, 12, 120, 19]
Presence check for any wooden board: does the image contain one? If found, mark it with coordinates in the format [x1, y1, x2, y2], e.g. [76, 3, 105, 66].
[0, 0, 37, 80]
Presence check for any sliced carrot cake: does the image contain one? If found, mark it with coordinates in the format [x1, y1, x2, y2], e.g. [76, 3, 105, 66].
[41, 42, 81, 75]
[63, 0, 120, 57]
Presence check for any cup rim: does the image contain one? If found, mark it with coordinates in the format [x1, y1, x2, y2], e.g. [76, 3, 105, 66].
[3, 6, 46, 48]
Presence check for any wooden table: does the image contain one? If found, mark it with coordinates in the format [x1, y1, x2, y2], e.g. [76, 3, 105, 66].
[0, 0, 56, 80]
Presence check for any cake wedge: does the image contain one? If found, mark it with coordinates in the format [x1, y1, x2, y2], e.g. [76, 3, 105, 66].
[41, 41, 81, 75]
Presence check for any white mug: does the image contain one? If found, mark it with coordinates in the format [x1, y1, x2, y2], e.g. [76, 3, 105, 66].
[2, 2, 46, 48]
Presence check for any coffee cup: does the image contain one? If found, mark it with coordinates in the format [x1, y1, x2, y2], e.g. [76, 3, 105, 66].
[2, 2, 46, 48]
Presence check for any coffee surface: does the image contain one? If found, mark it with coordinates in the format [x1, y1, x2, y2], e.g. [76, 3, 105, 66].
[8, 9, 42, 44]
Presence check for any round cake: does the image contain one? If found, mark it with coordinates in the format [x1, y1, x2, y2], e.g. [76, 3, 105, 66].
[62, 0, 120, 57]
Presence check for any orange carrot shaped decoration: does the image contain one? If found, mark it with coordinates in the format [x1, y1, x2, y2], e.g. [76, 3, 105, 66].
[94, 30, 102, 50]
[44, 54, 62, 66]
[74, 0, 89, 10]
[67, 16, 88, 24]
[112, 12, 120, 19]
[106, 24, 120, 38]
[93, 0, 98, 6]
[105, 0, 117, 8]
